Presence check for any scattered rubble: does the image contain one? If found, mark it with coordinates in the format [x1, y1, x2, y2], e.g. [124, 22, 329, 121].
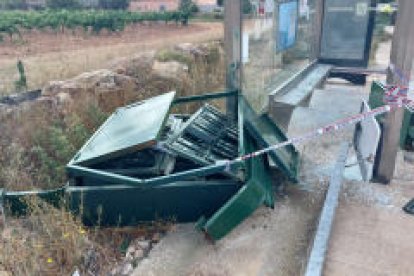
[110, 234, 164, 276]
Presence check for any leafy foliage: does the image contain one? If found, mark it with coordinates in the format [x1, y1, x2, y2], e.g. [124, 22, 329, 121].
[243, 0, 252, 14]
[99, 0, 130, 10]
[0, 104, 108, 190]
[0, 0, 27, 10]
[178, 0, 198, 25]
[46, 0, 80, 9]
[0, 9, 190, 41]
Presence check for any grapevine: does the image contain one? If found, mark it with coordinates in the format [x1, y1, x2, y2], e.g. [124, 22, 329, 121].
[0, 9, 189, 41]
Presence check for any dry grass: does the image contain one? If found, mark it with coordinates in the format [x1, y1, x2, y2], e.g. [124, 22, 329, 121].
[0, 22, 223, 96]
[0, 34, 227, 273]
[0, 197, 175, 275]
[0, 39, 226, 191]
[0, 197, 117, 275]
[0, 99, 108, 191]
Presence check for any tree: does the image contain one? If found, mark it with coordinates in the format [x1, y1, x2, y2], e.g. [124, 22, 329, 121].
[0, 0, 27, 10]
[216, 0, 252, 13]
[99, 0, 130, 10]
[242, 0, 252, 14]
[46, 0, 79, 9]
[179, 0, 198, 25]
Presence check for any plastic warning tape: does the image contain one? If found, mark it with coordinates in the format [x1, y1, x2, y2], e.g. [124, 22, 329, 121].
[221, 63, 414, 166]
[223, 89, 413, 167]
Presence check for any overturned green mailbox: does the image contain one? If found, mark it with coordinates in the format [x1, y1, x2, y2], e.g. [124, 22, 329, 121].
[2, 91, 299, 240]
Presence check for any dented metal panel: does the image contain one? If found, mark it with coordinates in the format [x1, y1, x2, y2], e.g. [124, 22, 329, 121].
[71, 92, 176, 166]
[196, 119, 275, 240]
[242, 98, 300, 182]
[3, 91, 300, 242]
[165, 104, 239, 166]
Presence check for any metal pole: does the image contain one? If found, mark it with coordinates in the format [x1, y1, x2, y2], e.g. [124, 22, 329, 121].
[224, 0, 242, 122]
[374, 0, 414, 184]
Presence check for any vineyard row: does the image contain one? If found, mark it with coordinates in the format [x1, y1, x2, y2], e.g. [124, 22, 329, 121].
[0, 9, 190, 40]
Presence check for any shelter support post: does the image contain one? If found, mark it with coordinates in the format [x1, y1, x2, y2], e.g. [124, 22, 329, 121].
[374, 0, 414, 184]
[224, 0, 242, 122]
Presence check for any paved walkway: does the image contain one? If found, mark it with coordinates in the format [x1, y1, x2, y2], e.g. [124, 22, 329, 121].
[325, 179, 414, 275]
[323, 29, 414, 276]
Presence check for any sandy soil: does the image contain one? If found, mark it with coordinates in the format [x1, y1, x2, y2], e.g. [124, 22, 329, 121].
[132, 188, 324, 276]
[0, 23, 223, 62]
[325, 154, 414, 276]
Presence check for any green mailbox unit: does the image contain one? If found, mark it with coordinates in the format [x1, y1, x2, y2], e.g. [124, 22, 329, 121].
[1, 91, 299, 240]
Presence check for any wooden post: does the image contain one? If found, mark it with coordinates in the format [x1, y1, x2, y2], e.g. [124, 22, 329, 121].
[310, 0, 324, 61]
[374, 0, 414, 184]
[225, 0, 242, 121]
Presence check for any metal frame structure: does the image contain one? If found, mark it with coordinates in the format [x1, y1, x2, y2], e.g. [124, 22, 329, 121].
[0, 89, 300, 240]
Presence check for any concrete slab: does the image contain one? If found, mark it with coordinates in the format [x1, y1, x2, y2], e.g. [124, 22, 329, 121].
[132, 186, 325, 276]
[309, 88, 367, 116]
[325, 201, 414, 276]
[324, 154, 414, 276]
[288, 86, 368, 136]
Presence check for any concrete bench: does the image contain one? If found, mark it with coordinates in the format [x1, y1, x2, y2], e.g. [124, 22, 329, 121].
[268, 63, 332, 130]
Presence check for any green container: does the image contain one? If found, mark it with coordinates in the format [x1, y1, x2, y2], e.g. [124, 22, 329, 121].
[1, 91, 300, 241]
[368, 81, 413, 149]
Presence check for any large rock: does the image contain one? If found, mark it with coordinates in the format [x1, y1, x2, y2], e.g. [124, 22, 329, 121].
[42, 69, 140, 112]
[152, 60, 188, 81]
[109, 52, 155, 81]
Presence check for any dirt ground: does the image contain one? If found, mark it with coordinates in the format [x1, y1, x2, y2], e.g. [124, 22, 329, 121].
[0, 22, 223, 95]
[0, 23, 223, 61]
[325, 154, 414, 276]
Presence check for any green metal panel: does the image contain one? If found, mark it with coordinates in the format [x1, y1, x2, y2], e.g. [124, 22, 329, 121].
[196, 179, 267, 240]
[194, 96, 299, 240]
[165, 104, 239, 167]
[173, 90, 238, 105]
[71, 92, 176, 166]
[241, 97, 300, 182]
[67, 162, 242, 187]
[368, 81, 413, 148]
[368, 81, 387, 110]
[1, 181, 242, 225]
[2, 187, 66, 216]
[243, 128, 274, 208]
[409, 126, 414, 139]
[196, 127, 275, 240]
[66, 181, 242, 226]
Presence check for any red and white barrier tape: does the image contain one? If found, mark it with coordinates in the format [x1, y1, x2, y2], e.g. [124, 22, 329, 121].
[222, 84, 413, 168]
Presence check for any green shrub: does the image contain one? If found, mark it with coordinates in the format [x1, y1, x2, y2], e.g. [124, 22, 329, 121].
[46, 0, 80, 9]
[24, 105, 107, 189]
[99, 0, 130, 10]
[156, 49, 193, 66]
